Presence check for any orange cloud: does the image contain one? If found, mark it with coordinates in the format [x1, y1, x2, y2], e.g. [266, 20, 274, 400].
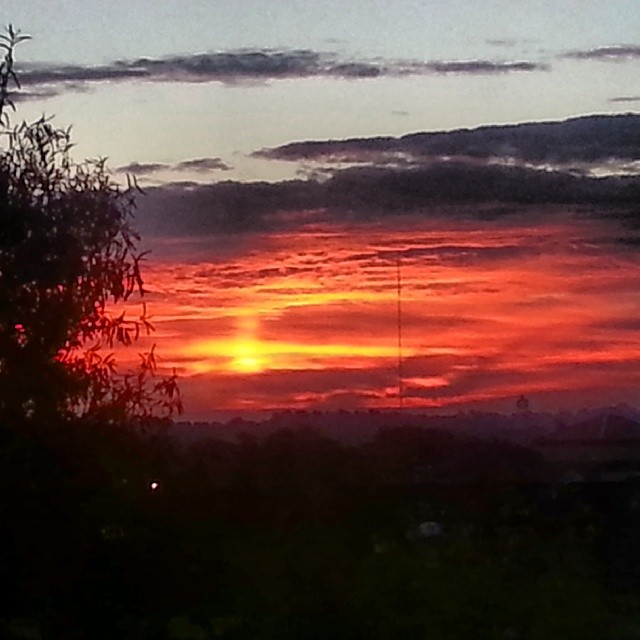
[104, 212, 640, 417]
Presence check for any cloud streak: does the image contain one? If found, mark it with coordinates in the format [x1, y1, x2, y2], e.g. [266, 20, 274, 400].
[175, 157, 232, 172]
[422, 60, 542, 74]
[610, 96, 640, 104]
[256, 114, 640, 166]
[563, 45, 640, 60]
[486, 39, 520, 48]
[117, 157, 232, 175]
[134, 162, 640, 238]
[17, 49, 548, 90]
[8, 87, 61, 102]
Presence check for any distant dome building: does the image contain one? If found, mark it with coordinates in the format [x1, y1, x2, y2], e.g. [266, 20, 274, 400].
[516, 395, 530, 412]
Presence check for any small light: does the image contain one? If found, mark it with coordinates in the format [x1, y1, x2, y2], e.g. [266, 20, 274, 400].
[150, 481, 159, 492]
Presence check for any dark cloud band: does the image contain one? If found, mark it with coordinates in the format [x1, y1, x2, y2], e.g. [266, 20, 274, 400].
[15, 49, 547, 91]
[134, 161, 640, 238]
[256, 114, 640, 165]
[563, 45, 640, 60]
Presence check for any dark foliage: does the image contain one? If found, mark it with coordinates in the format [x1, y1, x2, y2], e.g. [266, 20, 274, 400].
[1, 421, 629, 639]
[0, 27, 180, 426]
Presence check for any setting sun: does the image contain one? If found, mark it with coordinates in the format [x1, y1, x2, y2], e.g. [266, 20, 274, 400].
[140, 216, 640, 415]
[230, 340, 267, 373]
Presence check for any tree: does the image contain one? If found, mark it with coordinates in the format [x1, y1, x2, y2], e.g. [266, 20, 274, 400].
[0, 26, 181, 425]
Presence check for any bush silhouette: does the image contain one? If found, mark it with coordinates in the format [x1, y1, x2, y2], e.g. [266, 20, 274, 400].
[0, 26, 180, 426]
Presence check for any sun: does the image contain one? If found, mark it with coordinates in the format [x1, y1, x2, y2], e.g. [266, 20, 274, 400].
[230, 340, 266, 373]
[232, 354, 264, 373]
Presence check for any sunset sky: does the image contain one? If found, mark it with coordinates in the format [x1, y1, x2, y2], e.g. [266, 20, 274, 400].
[8, 1, 640, 418]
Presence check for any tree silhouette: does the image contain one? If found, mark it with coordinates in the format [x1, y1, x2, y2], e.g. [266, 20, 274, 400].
[0, 26, 180, 425]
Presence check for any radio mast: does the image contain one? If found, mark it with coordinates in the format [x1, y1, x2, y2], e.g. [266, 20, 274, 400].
[396, 258, 403, 410]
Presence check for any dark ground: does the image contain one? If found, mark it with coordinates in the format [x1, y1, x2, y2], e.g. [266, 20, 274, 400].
[2, 417, 640, 639]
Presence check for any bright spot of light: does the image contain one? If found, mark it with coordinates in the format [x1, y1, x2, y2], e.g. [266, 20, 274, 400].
[150, 481, 159, 492]
[230, 316, 267, 373]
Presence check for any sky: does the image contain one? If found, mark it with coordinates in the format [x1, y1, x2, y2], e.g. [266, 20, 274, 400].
[7, 1, 640, 418]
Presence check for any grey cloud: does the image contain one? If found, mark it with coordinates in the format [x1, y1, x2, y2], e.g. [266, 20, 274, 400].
[422, 60, 545, 74]
[116, 118, 640, 238]
[117, 157, 232, 175]
[328, 62, 382, 77]
[18, 50, 324, 86]
[563, 45, 640, 60]
[18, 49, 547, 90]
[117, 161, 167, 175]
[20, 62, 147, 84]
[8, 87, 61, 102]
[175, 157, 231, 172]
[486, 39, 519, 48]
[610, 96, 640, 103]
[256, 113, 640, 166]
[129, 49, 323, 80]
[133, 161, 640, 238]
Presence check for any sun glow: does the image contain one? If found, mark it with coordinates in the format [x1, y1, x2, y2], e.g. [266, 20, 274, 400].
[185, 337, 405, 374]
[230, 340, 267, 373]
[228, 316, 267, 373]
[118, 216, 640, 415]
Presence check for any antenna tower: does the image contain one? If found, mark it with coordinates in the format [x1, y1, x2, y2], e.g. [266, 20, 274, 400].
[396, 258, 403, 410]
